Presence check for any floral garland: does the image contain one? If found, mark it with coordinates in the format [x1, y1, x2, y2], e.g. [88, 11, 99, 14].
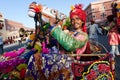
[0, 57, 25, 70]
[0, 49, 37, 79]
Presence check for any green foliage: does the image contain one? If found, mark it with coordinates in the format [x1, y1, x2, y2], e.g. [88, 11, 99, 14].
[43, 23, 50, 31]
[62, 18, 71, 29]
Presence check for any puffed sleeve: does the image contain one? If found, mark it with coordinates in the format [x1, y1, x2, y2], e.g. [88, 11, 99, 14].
[50, 27, 88, 51]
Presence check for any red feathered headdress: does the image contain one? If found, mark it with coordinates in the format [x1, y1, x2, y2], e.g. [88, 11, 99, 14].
[29, 2, 42, 13]
[70, 4, 87, 32]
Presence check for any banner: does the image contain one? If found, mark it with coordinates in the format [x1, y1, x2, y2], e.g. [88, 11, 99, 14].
[72, 54, 114, 80]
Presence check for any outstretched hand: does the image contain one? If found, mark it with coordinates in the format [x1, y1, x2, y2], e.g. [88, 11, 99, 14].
[101, 25, 105, 29]
[49, 18, 57, 26]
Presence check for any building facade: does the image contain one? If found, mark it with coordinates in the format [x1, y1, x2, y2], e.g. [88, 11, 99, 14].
[0, 12, 7, 41]
[5, 19, 25, 41]
[0, 12, 34, 44]
[85, 0, 120, 26]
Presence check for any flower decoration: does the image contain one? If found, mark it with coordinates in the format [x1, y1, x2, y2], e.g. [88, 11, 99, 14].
[29, 2, 42, 13]
[70, 5, 74, 10]
[70, 4, 86, 22]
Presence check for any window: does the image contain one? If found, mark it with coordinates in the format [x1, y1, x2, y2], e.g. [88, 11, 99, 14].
[92, 8, 94, 11]
[87, 11, 88, 14]
[101, 13, 106, 17]
[0, 15, 3, 17]
[0, 22, 4, 27]
[92, 15, 96, 19]
[0, 22, 4, 29]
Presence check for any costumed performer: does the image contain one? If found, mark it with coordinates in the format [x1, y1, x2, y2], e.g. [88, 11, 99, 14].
[49, 4, 89, 60]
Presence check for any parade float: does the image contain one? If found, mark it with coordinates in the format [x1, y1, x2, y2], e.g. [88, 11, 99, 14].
[26, 2, 115, 80]
[0, 2, 116, 80]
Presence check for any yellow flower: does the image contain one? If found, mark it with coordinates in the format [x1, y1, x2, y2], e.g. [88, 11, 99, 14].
[70, 5, 74, 10]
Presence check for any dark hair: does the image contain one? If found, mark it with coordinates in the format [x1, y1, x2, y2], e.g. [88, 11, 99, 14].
[90, 20, 95, 23]
[31, 1, 37, 4]
[107, 15, 114, 22]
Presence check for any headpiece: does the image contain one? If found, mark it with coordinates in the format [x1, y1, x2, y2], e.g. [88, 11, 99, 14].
[70, 4, 86, 22]
[70, 4, 87, 32]
[29, 2, 42, 13]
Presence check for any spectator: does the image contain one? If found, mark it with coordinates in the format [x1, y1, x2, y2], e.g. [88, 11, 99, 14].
[88, 20, 102, 45]
[0, 33, 4, 54]
[102, 15, 120, 58]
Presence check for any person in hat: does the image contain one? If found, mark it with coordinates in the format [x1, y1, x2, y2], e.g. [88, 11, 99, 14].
[49, 4, 89, 60]
[102, 15, 120, 58]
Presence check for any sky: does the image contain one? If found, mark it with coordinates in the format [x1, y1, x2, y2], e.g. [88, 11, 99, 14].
[0, 0, 98, 28]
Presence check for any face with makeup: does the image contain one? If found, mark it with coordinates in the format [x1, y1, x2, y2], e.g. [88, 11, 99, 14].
[71, 15, 84, 30]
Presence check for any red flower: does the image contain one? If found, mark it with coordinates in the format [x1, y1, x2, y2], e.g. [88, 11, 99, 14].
[98, 64, 109, 72]
[86, 69, 97, 80]
[86, 74, 93, 80]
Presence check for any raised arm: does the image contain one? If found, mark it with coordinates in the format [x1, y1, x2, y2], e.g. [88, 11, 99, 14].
[50, 27, 88, 51]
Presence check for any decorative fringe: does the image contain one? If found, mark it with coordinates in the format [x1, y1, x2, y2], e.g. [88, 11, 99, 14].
[48, 68, 71, 80]
[34, 53, 47, 80]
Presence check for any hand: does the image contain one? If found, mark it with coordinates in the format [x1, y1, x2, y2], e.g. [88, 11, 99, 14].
[49, 18, 57, 26]
[101, 26, 104, 29]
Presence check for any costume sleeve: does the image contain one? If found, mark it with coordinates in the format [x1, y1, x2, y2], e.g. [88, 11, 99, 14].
[50, 27, 88, 51]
